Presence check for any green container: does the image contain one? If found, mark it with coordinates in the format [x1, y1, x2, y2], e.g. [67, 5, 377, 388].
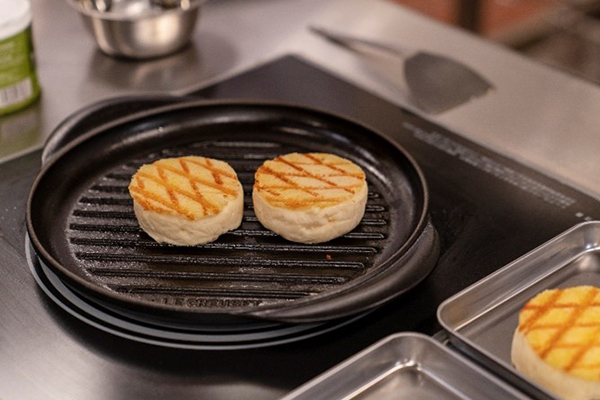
[0, 0, 40, 116]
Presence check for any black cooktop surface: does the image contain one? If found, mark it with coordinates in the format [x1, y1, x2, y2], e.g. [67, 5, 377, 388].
[1, 55, 599, 400]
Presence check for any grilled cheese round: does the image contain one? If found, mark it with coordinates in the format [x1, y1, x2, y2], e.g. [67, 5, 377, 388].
[128, 156, 243, 246]
[511, 286, 600, 400]
[252, 152, 367, 243]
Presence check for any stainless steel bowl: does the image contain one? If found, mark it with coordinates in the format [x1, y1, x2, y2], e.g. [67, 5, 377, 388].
[67, 0, 204, 59]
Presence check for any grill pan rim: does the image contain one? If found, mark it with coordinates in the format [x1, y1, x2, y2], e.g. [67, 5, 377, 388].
[27, 98, 436, 324]
[41, 94, 190, 165]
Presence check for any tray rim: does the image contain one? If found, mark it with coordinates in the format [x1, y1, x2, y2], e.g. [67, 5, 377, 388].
[280, 331, 533, 400]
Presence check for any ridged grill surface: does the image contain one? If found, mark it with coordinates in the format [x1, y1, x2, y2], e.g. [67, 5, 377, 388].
[67, 141, 390, 311]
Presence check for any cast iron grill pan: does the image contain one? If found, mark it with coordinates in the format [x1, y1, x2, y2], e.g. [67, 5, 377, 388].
[27, 100, 438, 326]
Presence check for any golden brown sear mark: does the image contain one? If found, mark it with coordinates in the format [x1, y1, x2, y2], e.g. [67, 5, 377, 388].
[129, 156, 239, 220]
[254, 153, 367, 210]
[274, 155, 355, 194]
[519, 286, 600, 375]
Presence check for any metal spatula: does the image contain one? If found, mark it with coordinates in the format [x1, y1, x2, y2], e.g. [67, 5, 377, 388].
[310, 26, 494, 114]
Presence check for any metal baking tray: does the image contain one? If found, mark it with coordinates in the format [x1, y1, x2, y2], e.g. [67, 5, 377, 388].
[438, 221, 600, 400]
[280, 332, 533, 400]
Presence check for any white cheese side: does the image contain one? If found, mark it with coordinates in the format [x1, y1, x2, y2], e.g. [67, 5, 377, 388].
[252, 182, 367, 244]
[133, 184, 243, 246]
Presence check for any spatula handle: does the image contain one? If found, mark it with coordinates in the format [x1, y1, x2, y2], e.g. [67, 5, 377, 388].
[310, 26, 411, 58]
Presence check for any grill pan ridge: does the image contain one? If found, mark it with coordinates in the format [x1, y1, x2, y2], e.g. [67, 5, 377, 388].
[27, 99, 439, 325]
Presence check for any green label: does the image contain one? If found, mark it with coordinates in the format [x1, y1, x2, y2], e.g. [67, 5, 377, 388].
[0, 25, 40, 115]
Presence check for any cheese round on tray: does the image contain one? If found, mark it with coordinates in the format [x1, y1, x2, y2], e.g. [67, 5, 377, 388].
[252, 152, 368, 243]
[128, 156, 243, 246]
[511, 285, 600, 400]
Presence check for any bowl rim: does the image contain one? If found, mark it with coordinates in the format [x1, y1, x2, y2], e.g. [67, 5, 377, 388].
[66, 0, 207, 21]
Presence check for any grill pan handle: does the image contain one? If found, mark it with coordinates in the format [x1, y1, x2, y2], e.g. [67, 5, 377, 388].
[42, 94, 194, 164]
[246, 220, 440, 323]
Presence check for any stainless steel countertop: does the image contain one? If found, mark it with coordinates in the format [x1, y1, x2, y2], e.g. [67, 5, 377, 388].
[2, 0, 599, 200]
